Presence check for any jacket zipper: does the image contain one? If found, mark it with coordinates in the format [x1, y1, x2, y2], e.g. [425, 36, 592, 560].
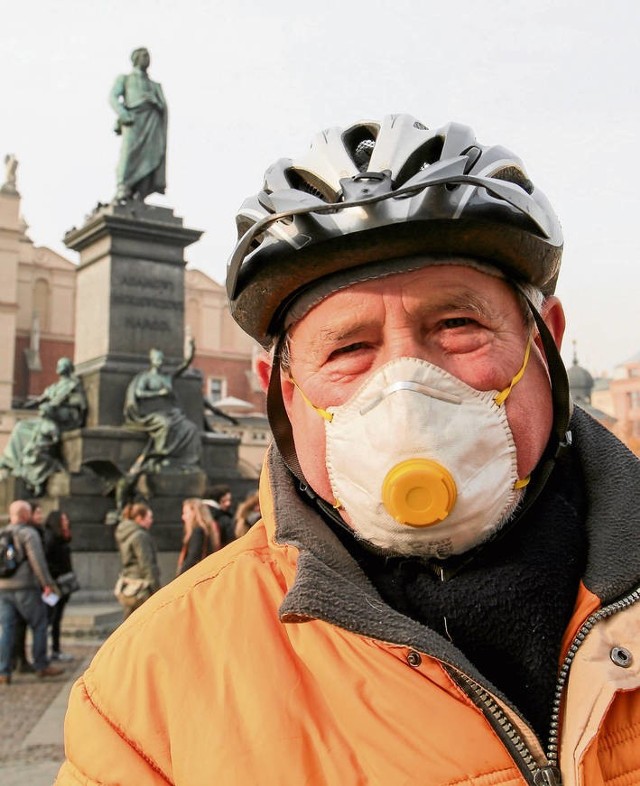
[448, 586, 640, 786]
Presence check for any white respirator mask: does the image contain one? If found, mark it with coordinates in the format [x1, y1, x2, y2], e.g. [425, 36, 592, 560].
[294, 342, 532, 557]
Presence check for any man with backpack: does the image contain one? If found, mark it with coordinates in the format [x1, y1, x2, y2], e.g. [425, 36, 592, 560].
[0, 499, 64, 683]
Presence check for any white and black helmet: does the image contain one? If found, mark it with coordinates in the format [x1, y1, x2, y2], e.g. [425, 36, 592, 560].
[227, 114, 563, 347]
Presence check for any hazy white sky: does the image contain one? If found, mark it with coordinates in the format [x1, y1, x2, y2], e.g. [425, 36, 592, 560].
[2, 0, 638, 374]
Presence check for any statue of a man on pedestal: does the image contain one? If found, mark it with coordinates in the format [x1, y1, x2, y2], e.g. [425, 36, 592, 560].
[110, 47, 167, 203]
[0, 358, 87, 496]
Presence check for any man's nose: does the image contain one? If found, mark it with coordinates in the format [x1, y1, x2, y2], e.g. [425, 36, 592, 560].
[384, 330, 432, 364]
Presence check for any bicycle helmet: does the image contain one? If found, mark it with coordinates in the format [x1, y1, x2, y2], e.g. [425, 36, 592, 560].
[226, 114, 563, 347]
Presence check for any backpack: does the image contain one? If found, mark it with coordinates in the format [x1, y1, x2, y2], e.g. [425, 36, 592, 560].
[0, 528, 22, 578]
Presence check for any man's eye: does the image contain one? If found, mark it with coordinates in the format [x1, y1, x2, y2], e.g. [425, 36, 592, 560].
[329, 342, 368, 358]
[442, 317, 475, 329]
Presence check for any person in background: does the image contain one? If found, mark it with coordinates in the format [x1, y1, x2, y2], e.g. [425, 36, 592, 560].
[44, 511, 75, 662]
[203, 484, 235, 546]
[12, 501, 46, 673]
[114, 503, 160, 619]
[176, 499, 221, 575]
[233, 491, 261, 539]
[0, 500, 63, 683]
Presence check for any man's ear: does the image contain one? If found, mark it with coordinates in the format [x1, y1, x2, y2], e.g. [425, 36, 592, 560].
[255, 349, 295, 413]
[537, 296, 565, 352]
[255, 351, 273, 393]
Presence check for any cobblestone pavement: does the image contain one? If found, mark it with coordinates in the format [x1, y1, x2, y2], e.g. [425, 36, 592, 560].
[0, 640, 103, 783]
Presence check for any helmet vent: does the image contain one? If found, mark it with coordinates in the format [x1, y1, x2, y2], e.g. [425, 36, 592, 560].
[492, 166, 534, 195]
[354, 139, 375, 170]
[286, 168, 335, 202]
[394, 136, 445, 187]
[342, 125, 379, 172]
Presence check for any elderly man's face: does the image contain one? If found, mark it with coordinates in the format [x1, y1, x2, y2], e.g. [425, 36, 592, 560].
[266, 263, 564, 511]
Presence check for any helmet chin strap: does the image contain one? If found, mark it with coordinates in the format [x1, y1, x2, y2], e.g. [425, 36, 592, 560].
[267, 295, 574, 561]
[267, 340, 311, 485]
[267, 339, 354, 532]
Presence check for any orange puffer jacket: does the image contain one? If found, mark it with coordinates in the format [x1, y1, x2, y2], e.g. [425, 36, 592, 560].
[56, 410, 640, 785]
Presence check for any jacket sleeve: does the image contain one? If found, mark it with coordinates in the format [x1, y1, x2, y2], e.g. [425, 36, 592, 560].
[21, 527, 54, 588]
[55, 677, 170, 785]
[132, 532, 160, 592]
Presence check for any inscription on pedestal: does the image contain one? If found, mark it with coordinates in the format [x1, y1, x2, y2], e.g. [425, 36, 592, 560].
[117, 272, 179, 333]
[110, 257, 184, 358]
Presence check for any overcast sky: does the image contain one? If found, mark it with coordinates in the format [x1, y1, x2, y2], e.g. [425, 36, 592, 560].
[2, 0, 638, 375]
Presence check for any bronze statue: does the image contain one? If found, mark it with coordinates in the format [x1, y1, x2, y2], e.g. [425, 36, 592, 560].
[0, 358, 87, 496]
[110, 47, 167, 203]
[123, 343, 201, 471]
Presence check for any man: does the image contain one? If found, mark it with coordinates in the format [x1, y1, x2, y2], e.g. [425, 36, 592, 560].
[110, 47, 167, 203]
[12, 501, 46, 673]
[57, 116, 640, 785]
[203, 484, 235, 546]
[0, 500, 64, 683]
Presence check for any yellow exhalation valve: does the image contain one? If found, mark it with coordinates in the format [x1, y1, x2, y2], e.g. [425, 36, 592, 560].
[381, 458, 457, 527]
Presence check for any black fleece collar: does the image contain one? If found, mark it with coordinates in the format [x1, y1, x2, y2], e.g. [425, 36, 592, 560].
[570, 406, 640, 602]
[271, 407, 640, 715]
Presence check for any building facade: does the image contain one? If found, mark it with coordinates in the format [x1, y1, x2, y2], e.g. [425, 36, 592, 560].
[609, 352, 640, 455]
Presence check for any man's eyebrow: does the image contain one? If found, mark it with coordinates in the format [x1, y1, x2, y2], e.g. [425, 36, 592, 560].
[301, 320, 376, 355]
[417, 290, 496, 318]
[320, 322, 375, 342]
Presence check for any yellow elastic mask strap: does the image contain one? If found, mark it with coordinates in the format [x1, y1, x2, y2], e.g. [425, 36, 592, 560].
[290, 377, 334, 422]
[494, 337, 532, 407]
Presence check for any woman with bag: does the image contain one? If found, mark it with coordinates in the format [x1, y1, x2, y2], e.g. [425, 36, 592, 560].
[44, 510, 78, 662]
[176, 498, 221, 576]
[114, 503, 160, 619]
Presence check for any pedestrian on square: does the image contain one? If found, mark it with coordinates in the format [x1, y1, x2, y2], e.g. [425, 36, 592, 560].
[203, 484, 235, 546]
[176, 498, 221, 575]
[0, 500, 64, 683]
[114, 503, 160, 619]
[12, 500, 46, 674]
[58, 115, 640, 784]
[233, 490, 261, 539]
[44, 510, 75, 662]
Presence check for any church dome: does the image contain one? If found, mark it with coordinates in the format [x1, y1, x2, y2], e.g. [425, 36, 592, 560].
[567, 343, 594, 404]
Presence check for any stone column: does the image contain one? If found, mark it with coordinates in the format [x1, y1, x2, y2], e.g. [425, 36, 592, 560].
[64, 202, 203, 427]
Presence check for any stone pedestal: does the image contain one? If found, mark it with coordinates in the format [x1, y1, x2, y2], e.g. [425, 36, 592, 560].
[64, 202, 203, 427]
